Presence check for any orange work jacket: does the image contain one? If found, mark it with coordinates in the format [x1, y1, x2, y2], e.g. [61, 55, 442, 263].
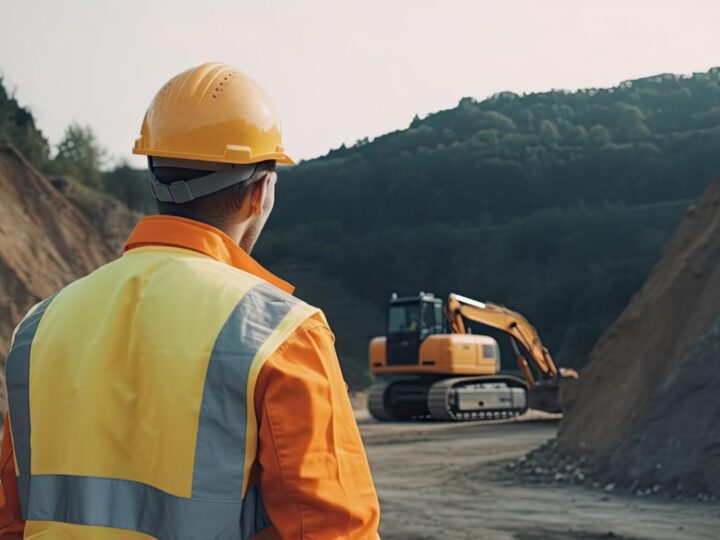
[0, 215, 380, 539]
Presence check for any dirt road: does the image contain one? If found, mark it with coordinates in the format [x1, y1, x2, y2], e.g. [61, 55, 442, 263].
[358, 412, 720, 540]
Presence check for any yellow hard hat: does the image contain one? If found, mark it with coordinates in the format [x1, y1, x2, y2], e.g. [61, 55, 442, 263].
[133, 62, 293, 165]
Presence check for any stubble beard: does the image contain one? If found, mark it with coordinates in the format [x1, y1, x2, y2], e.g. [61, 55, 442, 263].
[239, 215, 267, 254]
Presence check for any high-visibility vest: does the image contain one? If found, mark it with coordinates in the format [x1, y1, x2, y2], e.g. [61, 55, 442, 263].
[5, 246, 317, 539]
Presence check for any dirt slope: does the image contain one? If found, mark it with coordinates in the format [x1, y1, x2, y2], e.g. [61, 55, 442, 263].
[601, 317, 720, 496]
[558, 179, 720, 454]
[0, 144, 122, 408]
[48, 175, 140, 254]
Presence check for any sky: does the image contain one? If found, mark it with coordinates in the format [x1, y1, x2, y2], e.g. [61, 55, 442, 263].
[2, 0, 719, 167]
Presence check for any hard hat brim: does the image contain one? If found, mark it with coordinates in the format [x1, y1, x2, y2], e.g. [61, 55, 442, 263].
[133, 142, 295, 166]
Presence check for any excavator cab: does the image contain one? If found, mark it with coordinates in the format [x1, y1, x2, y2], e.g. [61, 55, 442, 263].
[386, 293, 445, 366]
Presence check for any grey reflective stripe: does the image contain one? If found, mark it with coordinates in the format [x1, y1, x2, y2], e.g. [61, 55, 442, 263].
[192, 281, 298, 499]
[27, 475, 270, 540]
[5, 294, 58, 519]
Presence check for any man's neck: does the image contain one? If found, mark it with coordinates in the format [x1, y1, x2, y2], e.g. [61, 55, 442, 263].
[158, 211, 249, 251]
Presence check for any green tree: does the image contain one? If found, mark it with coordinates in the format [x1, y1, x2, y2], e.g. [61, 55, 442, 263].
[0, 77, 50, 165]
[102, 162, 155, 213]
[50, 124, 106, 189]
[540, 119, 560, 145]
[615, 103, 650, 140]
[588, 124, 610, 147]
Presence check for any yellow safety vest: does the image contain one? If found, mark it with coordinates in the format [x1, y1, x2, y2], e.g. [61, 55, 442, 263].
[5, 246, 317, 539]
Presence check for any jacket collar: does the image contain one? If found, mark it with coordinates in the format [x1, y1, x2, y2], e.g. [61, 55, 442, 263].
[124, 215, 294, 294]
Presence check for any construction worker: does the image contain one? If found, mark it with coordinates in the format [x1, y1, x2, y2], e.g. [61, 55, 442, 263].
[0, 62, 380, 539]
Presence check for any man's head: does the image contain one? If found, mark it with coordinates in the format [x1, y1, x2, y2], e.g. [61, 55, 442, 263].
[132, 62, 293, 252]
[152, 160, 277, 253]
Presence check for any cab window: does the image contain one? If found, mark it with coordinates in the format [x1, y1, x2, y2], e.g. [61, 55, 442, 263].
[388, 304, 421, 333]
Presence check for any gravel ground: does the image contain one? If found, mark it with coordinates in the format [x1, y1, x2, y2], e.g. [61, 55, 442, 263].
[358, 412, 720, 540]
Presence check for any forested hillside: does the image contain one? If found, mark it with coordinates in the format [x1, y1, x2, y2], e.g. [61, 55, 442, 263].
[3, 69, 720, 387]
[0, 79, 50, 165]
[257, 68, 720, 384]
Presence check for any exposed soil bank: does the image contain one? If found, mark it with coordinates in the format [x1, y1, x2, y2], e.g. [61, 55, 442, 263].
[0, 144, 135, 411]
[558, 180, 720, 457]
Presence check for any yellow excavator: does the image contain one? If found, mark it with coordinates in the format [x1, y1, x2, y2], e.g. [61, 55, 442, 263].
[367, 292, 579, 421]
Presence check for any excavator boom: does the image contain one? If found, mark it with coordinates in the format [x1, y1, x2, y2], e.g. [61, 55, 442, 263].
[446, 293, 563, 382]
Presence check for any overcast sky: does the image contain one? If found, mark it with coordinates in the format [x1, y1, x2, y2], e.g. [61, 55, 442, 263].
[2, 0, 719, 167]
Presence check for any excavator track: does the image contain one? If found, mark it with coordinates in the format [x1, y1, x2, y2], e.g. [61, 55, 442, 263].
[368, 376, 530, 422]
[367, 381, 395, 421]
[368, 379, 432, 420]
[427, 376, 529, 421]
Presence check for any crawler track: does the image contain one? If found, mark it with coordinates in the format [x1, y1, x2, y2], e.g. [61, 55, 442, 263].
[427, 376, 529, 421]
[368, 375, 529, 421]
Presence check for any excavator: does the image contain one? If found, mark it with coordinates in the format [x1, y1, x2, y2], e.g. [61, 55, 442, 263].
[367, 292, 579, 421]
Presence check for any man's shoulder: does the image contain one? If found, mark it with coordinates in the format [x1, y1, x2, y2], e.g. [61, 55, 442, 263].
[180, 256, 323, 327]
[245, 281, 323, 326]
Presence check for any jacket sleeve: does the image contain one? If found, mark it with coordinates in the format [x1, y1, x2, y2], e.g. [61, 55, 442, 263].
[254, 313, 380, 539]
[0, 414, 25, 539]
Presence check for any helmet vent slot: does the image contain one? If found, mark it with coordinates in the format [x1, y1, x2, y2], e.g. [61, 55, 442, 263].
[212, 72, 235, 99]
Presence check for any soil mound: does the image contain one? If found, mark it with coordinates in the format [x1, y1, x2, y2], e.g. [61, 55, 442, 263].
[0, 144, 128, 409]
[601, 317, 720, 496]
[558, 179, 720, 455]
[505, 317, 720, 500]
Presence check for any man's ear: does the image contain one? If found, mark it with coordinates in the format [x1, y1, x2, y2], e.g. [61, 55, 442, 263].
[249, 176, 269, 216]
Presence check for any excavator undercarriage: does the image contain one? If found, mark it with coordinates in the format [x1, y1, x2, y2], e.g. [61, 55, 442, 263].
[368, 375, 528, 421]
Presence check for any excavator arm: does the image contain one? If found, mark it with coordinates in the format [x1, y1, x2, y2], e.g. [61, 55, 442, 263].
[445, 293, 578, 386]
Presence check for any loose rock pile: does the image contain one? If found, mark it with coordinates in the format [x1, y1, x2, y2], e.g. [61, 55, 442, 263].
[500, 440, 597, 488]
[501, 435, 718, 501]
